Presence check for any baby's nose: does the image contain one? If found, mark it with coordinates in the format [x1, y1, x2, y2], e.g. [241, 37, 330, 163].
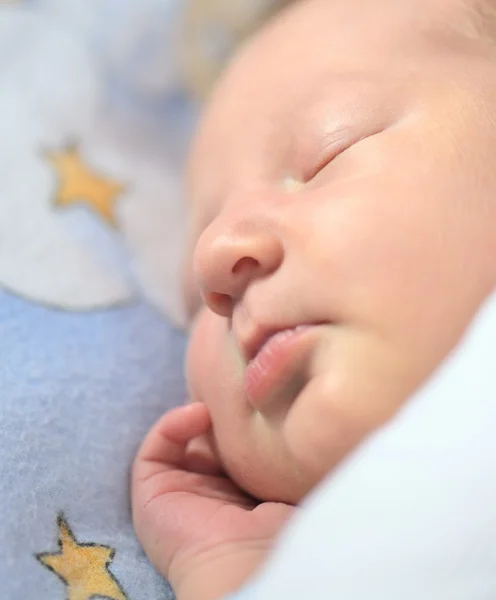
[193, 217, 284, 317]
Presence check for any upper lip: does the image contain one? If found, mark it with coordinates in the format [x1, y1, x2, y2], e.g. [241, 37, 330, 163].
[239, 322, 322, 363]
[240, 326, 283, 363]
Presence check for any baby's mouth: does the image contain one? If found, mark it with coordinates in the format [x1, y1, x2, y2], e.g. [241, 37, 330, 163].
[243, 325, 321, 409]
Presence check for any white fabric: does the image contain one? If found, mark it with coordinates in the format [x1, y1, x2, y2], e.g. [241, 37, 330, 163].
[232, 289, 496, 599]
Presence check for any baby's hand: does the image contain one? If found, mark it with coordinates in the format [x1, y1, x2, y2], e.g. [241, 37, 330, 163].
[132, 403, 294, 600]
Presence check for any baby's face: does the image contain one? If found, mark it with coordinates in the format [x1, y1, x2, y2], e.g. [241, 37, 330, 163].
[184, 0, 496, 503]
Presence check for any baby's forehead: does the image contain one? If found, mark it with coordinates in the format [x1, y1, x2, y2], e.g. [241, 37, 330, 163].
[186, 0, 420, 213]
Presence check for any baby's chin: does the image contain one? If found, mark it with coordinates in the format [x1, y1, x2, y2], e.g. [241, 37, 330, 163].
[218, 444, 318, 505]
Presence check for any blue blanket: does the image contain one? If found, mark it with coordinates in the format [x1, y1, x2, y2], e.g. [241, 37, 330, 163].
[0, 1, 197, 598]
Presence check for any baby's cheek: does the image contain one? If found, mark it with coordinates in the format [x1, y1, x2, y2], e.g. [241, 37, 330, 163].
[186, 309, 241, 402]
[185, 308, 215, 402]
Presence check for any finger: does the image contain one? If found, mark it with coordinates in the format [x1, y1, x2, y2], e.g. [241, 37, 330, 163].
[253, 502, 297, 536]
[185, 432, 225, 475]
[137, 402, 211, 467]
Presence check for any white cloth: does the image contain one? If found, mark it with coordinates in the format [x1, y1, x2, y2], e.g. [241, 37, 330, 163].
[231, 289, 496, 599]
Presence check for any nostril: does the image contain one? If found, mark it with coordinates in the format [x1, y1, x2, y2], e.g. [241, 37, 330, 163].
[232, 256, 259, 275]
[208, 292, 233, 316]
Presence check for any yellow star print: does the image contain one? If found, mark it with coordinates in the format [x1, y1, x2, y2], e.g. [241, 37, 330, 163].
[46, 145, 124, 226]
[36, 514, 128, 600]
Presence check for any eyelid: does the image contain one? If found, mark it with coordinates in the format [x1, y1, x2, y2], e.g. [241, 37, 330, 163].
[303, 126, 358, 182]
[304, 122, 388, 183]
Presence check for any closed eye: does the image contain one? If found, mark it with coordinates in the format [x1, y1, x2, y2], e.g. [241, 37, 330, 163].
[304, 123, 389, 183]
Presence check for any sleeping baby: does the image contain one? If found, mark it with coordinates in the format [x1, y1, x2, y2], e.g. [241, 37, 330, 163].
[132, 0, 496, 598]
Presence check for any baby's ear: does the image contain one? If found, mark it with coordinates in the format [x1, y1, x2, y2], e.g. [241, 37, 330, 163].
[177, 0, 294, 100]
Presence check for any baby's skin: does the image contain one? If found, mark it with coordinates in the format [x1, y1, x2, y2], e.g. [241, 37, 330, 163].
[132, 1, 496, 598]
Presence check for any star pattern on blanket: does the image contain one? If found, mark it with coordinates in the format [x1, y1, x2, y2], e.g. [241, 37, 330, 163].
[36, 514, 128, 600]
[46, 145, 124, 227]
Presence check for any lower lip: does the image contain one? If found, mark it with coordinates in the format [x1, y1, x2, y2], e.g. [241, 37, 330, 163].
[244, 325, 316, 408]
